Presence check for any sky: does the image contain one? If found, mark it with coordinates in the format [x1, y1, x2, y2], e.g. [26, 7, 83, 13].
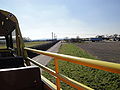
[0, 0, 120, 40]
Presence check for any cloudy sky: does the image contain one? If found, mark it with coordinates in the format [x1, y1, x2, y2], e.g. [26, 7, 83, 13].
[0, 0, 120, 39]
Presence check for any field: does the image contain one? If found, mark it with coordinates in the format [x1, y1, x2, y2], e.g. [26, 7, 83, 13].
[24, 41, 48, 47]
[0, 41, 48, 48]
[76, 42, 120, 63]
[42, 43, 120, 90]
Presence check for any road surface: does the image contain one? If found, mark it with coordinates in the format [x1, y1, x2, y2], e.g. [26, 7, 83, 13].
[31, 41, 61, 66]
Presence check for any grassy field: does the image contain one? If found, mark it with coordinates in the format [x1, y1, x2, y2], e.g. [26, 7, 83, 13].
[24, 41, 48, 47]
[0, 41, 48, 49]
[42, 43, 120, 90]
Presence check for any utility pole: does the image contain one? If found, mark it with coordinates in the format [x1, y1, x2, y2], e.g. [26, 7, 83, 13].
[54, 33, 55, 40]
[56, 35, 57, 40]
[52, 32, 53, 41]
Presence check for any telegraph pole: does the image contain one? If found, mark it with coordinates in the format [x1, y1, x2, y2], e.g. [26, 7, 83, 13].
[52, 32, 53, 41]
[54, 33, 55, 40]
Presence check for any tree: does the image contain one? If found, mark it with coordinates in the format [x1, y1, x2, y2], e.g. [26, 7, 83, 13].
[113, 34, 118, 38]
[23, 37, 31, 42]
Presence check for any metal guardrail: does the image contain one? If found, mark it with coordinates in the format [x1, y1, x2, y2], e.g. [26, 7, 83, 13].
[25, 47, 120, 90]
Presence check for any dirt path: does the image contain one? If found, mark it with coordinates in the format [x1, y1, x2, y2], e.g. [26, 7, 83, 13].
[76, 42, 120, 63]
[32, 41, 61, 66]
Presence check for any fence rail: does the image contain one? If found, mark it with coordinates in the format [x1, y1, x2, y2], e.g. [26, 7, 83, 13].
[24, 47, 120, 90]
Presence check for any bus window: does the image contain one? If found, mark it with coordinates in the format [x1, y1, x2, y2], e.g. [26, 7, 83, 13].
[0, 36, 6, 49]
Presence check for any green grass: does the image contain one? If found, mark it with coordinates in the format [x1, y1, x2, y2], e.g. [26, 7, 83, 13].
[59, 43, 96, 59]
[0, 41, 48, 49]
[42, 43, 120, 90]
[24, 41, 48, 47]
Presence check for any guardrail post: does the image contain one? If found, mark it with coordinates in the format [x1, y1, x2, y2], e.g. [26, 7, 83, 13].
[54, 58, 60, 90]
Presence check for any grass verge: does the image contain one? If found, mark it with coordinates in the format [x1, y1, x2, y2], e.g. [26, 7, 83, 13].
[42, 43, 120, 90]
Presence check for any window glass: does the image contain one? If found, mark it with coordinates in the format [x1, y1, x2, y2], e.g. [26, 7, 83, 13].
[0, 36, 6, 49]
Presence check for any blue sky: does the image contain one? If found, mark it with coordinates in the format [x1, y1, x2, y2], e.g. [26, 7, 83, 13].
[0, 0, 120, 39]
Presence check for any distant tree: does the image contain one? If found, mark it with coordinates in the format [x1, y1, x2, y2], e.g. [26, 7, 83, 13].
[119, 35, 120, 38]
[23, 37, 31, 42]
[96, 35, 104, 38]
[76, 36, 79, 39]
[64, 37, 69, 42]
[113, 34, 118, 38]
[76, 36, 81, 42]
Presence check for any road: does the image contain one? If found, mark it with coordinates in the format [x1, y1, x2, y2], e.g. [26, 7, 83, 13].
[31, 41, 61, 66]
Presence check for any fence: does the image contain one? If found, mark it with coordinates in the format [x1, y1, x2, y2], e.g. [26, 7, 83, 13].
[25, 47, 120, 90]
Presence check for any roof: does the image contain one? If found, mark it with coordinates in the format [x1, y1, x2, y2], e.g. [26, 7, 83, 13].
[0, 10, 16, 36]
